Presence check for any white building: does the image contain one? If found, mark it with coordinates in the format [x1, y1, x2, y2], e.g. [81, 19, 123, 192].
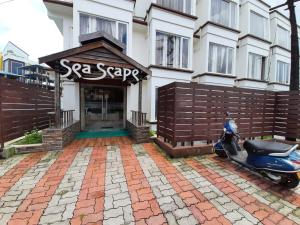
[2, 41, 34, 75]
[42, 0, 296, 131]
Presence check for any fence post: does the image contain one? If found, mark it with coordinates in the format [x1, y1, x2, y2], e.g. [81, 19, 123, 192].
[0, 78, 4, 152]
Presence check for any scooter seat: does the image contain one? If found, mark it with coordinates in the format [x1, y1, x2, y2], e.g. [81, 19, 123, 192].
[243, 140, 292, 155]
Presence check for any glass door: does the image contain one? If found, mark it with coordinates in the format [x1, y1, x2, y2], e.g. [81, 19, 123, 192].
[83, 86, 124, 131]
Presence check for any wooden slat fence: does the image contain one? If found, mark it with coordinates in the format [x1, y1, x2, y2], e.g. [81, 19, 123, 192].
[274, 91, 300, 139]
[0, 77, 54, 150]
[157, 82, 299, 147]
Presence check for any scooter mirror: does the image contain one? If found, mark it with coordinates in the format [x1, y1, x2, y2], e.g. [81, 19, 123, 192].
[226, 112, 231, 117]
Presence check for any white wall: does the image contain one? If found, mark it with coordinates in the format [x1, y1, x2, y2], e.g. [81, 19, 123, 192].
[73, 0, 134, 56]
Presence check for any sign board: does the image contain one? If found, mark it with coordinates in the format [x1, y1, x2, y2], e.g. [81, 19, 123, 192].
[60, 59, 140, 82]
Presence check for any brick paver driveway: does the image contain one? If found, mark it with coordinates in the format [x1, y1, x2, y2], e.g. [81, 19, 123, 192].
[0, 137, 300, 225]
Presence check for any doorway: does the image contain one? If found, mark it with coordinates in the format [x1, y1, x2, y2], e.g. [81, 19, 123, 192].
[80, 85, 124, 131]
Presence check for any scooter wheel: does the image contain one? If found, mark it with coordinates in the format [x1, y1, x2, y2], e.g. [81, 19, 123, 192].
[215, 149, 228, 158]
[279, 173, 299, 189]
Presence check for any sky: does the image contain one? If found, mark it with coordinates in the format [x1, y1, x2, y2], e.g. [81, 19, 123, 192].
[0, 0, 299, 62]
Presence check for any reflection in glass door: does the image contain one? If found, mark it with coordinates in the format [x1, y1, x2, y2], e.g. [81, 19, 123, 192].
[82, 86, 124, 131]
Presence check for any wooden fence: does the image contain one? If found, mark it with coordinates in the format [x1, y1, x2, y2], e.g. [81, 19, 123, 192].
[0, 77, 54, 150]
[157, 82, 300, 147]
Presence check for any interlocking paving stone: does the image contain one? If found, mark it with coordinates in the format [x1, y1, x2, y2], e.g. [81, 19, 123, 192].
[131, 144, 188, 224]
[39, 147, 93, 224]
[191, 157, 299, 224]
[0, 152, 59, 224]
[1, 138, 300, 225]
[0, 152, 45, 200]
[103, 146, 134, 225]
[172, 159, 260, 225]
[0, 155, 27, 177]
[209, 155, 300, 208]
[8, 142, 81, 225]
[142, 143, 232, 224]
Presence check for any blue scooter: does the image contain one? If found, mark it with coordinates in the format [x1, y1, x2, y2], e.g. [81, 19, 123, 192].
[214, 112, 300, 189]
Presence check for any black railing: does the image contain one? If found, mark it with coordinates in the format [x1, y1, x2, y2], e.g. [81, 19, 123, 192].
[131, 110, 147, 126]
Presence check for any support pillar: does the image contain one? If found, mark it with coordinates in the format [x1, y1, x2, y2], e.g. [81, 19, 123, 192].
[54, 72, 61, 128]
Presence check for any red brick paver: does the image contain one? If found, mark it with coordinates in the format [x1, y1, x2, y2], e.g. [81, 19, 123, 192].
[186, 159, 298, 225]
[210, 155, 300, 207]
[120, 144, 167, 225]
[0, 152, 45, 199]
[8, 142, 81, 225]
[71, 147, 107, 225]
[143, 143, 231, 225]
[1, 138, 299, 225]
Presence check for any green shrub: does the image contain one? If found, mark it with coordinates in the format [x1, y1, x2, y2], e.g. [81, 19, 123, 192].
[16, 129, 42, 145]
[149, 130, 157, 137]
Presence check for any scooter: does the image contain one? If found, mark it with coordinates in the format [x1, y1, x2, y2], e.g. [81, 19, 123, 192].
[213, 112, 300, 189]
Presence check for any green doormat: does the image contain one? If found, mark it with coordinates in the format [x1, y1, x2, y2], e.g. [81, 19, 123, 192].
[75, 129, 129, 139]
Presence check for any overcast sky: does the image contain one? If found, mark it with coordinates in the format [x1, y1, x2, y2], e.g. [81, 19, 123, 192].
[0, 0, 299, 62]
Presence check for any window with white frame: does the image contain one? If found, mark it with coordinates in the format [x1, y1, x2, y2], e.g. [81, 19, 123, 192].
[155, 32, 189, 69]
[276, 61, 289, 84]
[277, 26, 290, 49]
[208, 43, 233, 74]
[211, 0, 237, 29]
[157, 0, 192, 14]
[250, 11, 267, 39]
[248, 53, 265, 80]
[79, 13, 128, 52]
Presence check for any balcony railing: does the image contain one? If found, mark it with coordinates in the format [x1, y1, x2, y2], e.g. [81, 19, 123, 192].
[131, 110, 147, 126]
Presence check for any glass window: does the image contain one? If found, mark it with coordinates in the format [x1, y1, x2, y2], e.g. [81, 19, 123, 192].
[248, 53, 265, 80]
[3, 60, 9, 72]
[80, 14, 90, 35]
[182, 38, 189, 68]
[250, 11, 266, 39]
[211, 0, 237, 28]
[79, 13, 128, 52]
[118, 23, 127, 52]
[278, 26, 290, 49]
[276, 61, 289, 84]
[208, 43, 233, 74]
[11, 61, 24, 75]
[155, 32, 189, 69]
[157, 0, 192, 14]
[96, 17, 116, 37]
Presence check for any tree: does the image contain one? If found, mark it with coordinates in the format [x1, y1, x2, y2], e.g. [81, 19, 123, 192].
[270, 0, 299, 91]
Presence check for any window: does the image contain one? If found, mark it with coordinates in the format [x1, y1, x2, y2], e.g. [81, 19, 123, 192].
[11, 61, 24, 75]
[157, 0, 192, 14]
[277, 26, 290, 49]
[80, 14, 128, 52]
[248, 53, 265, 80]
[250, 11, 267, 39]
[211, 0, 237, 28]
[155, 32, 189, 69]
[276, 61, 289, 84]
[208, 43, 233, 74]
[3, 60, 9, 72]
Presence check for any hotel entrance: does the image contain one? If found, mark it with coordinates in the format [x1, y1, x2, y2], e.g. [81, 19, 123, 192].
[80, 85, 125, 131]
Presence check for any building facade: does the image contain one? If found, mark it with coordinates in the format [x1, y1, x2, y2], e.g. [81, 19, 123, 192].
[2, 41, 34, 75]
[43, 0, 298, 131]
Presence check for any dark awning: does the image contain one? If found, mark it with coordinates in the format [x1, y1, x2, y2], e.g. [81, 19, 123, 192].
[39, 32, 151, 85]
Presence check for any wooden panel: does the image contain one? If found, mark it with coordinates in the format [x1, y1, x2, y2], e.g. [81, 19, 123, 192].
[0, 77, 55, 147]
[157, 82, 300, 147]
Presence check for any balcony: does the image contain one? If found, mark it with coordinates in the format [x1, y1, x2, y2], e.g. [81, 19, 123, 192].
[156, 0, 193, 15]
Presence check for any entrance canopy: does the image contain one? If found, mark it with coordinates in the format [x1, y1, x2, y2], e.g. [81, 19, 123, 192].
[39, 32, 151, 85]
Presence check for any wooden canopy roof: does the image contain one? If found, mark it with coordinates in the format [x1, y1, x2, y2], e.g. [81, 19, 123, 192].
[39, 32, 151, 84]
